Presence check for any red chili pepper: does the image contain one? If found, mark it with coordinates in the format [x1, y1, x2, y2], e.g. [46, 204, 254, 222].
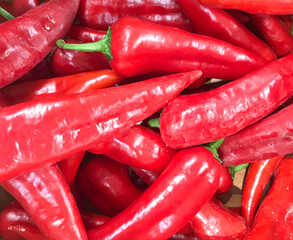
[198, 0, 293, 15]
[0, 70, 199, 182]
[76, 156, 142, 216]
[279, 15, 293, 32]
[225, 9, 250, 23]
[216, 166, 233, 195]
[191, 197, 248, 240]
[0, 1, 12, 23]
[78, 0, 193, 31]
[87, 146, 222, 240]
[250, 14, 293, 58]
[10, 0, 39, 16]
[160, 53, 293, 148]
[68, 26, 107, 42]
[0, 0, 80, 88]
[243, 157, 293, 239]
[220, 102, 293, 166]
[241, 156, 283, 226]
[56, 17, 268, 80]
[176, 0, 276, 62]
[89, 125, 176, 171]
[1, 70, 123, 105]
[1, 164, 87, 240]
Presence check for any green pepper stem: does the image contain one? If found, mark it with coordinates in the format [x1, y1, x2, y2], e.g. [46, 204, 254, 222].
[0, 6, 14, 20]
[56, 27, 113, 61]
[229, 163, 249, 180]
[204, 138, 224, 163]
[148, 118, 160, 128]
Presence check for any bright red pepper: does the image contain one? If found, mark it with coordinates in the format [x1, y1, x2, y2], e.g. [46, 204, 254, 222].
[216, 166, 233, 195]
[176, 0, 276, 62]
[160, 53, 293, 148]
[78, 0, 193, 31]
[0, 0, 80, 88]
[87, 146, 221, 240]
[198, 0, 293, 15]
[0, 70, 200, 182]
[251, 14, 293, 58]
[243, 157, 293, 239]
[1, 165, 87, 240]
[241, 156, 283, 226]
[220, 102, 293, 166]
[57, 17, 268, 80]
[89, 125, 176, 171]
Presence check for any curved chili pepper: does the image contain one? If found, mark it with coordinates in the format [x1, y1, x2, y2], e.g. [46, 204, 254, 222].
[57, 17, 268, 80]
[241, 156, 283, 226]
[198, 0, 293, 15]
[10, 0, 39, 16]
[243, 157, 293, 239]
[1, 70, 123, 105]
[220, 102, 293, 166]
[1, 164, 87, 240]
[191, 197, 248, 240]
[0, 0, 80, 88]
[76, 155, 142, 216]
[0, 70, 200, 182]
[176, 0, 276, 62]
[160, 53, 293, 148]
[251, 14, 293, 58]
[216, 166, 233, 195]
[89, 125, 176, 171]
[87, 146, 222, 240]
[78, 0, 192, 31]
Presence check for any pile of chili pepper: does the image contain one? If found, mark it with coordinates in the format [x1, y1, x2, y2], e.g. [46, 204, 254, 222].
[0, 0, 293, 239]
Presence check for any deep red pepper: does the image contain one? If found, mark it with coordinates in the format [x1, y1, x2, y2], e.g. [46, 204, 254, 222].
[198, 0, 293, 15]
[279, 15, 293, 32]
[220, 102, 293, 166]
[169, 233, 198, 240]
[160, 53, 293, 148]
[57, 17, 268, 80]
[250, 14, 293, 58]
[0, 1, 12, 23]
[68, 26, 107, 42]
[76, 156, 142, 216]
[243, 157, 293, 239]
[176, 0, 276, 62]
[225, 9, 250, 24]
[0, 0, 80, 88]
[1, 164, 87, 240]
[191, 197, 248, 240]
[10, 0, 39, 16]
[0, 70, 200, 182]
[1, 70, 123, 105]
[216, 166, 233, 195]
[89, 125, 176, 171]
[87, 146, 221, 240]
[78, 0, 193, 31]
[241, 156, 283, 226]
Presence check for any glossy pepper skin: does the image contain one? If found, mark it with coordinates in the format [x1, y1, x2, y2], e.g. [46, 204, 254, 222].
[1, 70, 123, 105]
[87, 146, 222, 240]
[89, 125, 177, 171]
[220, 103, 293, 166]
[57, 17, 268, 80]
[241, 156, 283, 226]
[77, 156, 142, 216]
[191, 197, 248, 240]
[78, 0, 192, 31]
[160, 53, 293, 148]
[176, 0, 276, 62]
[1, 165, 87, 240]
[216, 166, 233, 195]
[243, 157, 293, 239]
[0, 0, 80, 88]
[0, 70, 200, 182]
[198, 0, 293, 15]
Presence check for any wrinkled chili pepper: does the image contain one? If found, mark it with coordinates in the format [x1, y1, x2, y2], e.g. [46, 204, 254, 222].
[198, 0, 293, 15]
[251, 14, 293, 58]
[1, 164, 87, 240]
[241, 156, 283, 226]
[219, 102, 293, 166]
[87, 146, 221, 240]
[76, 155, 142, 216]
[56, 16, 268, 80]
[78, 0, 192, 31]
[89, 125, 176, 171]
[1, 70, 123, 105]
[176, 0, 276, 62]
[243, 157, 293, 239]
[0, 0, 80, 88]
[0, 70, 200, 182]
[160, 53, 293, 148]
